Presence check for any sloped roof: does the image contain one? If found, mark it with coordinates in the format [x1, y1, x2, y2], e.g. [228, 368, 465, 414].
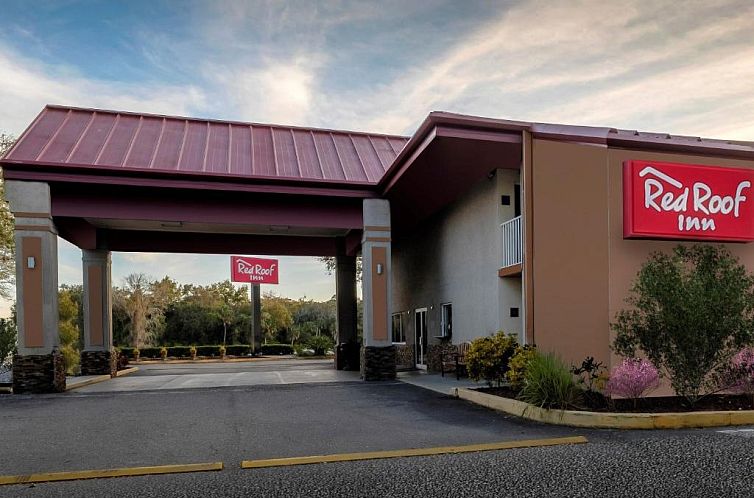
[2, 105, 409, 186]
[5, 106, 754, 197]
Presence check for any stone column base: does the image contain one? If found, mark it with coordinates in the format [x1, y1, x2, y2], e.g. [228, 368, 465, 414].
[80, 350, 118, 377]
[361, 345, 396, 381]
[12, 352, 66, 394]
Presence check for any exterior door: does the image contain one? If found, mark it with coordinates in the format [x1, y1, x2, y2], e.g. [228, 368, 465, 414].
[415, 308, 428, 368]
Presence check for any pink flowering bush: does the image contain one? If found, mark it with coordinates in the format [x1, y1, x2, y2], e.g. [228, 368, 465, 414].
[729, 347, 754, 402]
[605, 358, 660, 403]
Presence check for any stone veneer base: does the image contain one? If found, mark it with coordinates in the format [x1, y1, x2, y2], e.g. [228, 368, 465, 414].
[361, 346, 396, 381]
[12, 352, 66, 394]
[80, 350, 118, 377]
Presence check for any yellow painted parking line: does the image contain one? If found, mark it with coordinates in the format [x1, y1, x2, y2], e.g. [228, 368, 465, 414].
[241, 436, 587, 469]
[0, 462, 224, 486]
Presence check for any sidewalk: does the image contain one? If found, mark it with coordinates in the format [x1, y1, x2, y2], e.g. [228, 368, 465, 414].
[396, 370, 483, 395]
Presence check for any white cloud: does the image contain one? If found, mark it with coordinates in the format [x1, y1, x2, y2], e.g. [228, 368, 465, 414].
[213, 57, 321, 126]
[0, 45, 208, 135]
[300, 0, 754, 140]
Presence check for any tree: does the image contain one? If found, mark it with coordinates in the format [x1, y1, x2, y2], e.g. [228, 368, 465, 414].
[59, 286, 81, 375]
[0, 134, 17, 299]
[613, 245, 754, 405]
[261, 296, 293, 344]
[0, 318, 16, 367]
[150, 276, 183, 309]
[114, 273, 164, 348]
[293, 298, 336, 339]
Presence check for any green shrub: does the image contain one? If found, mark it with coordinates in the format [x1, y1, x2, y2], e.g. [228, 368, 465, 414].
[118, 347, 138, 359]
[306, 335, 334, 356]
[138, 347, 162, 358]
[613, 245, 754, 405]
[506, 345, 537, 389]
[466, 331, 518, 387]
[166, 346, 192, 358]
[261, 343, 294, 355]
[196, 345, 222, 357]
[518, 352, 582, 409]
[226, 345, 251, 356]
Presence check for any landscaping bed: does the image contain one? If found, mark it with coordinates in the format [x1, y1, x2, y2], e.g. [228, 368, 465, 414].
[477, 386, 754, 413]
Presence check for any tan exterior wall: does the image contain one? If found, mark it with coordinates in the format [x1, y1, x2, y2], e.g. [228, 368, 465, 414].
[531, 138, 754, 372]
[606, 148, 754, 370]
[530, 139, 610, 367]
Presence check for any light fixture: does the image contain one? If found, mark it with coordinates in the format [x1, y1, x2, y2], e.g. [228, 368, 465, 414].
[27, 257, 36, 269]
[160, 221, 183, 228]
[376, 263, 383, 275]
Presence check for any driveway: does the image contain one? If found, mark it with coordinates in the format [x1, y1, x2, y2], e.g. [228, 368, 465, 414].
[73, 358, 359, 392]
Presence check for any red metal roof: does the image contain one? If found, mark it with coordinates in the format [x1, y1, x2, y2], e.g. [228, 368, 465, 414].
[2, 105, 409, 186]
[7, 106, 754, 197]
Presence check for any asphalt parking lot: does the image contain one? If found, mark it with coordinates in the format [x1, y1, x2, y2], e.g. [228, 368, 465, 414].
[1, 361, 753, 497]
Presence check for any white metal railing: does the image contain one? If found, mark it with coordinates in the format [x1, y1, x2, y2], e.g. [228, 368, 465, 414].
[501, 215, 522, 268]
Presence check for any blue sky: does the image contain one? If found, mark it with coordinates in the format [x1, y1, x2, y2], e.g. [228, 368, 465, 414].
[2, 0, 754, 313]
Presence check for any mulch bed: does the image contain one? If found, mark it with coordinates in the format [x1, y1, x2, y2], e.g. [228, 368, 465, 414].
[477, 386, 754, 413]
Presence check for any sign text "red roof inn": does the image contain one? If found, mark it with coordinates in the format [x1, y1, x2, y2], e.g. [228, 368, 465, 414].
[230, 256, 279, 284]
[624, 160, 754, 242]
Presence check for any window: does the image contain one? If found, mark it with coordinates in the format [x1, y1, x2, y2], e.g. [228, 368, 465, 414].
[392, 313, 405, 343]
[440, 303, 452, 338]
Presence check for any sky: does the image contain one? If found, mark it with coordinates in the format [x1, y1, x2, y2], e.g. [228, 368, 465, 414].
[1, 0, 754, 313]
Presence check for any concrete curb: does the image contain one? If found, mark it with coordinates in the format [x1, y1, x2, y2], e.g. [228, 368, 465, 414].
[65, 375, 112, 392]
[455, 387, 754, 429]
[66, 366, 139, 391]
[114, 366, 139, 377]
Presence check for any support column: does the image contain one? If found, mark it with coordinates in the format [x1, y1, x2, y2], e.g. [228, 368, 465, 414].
[360, 199, 395, 380]
[6, 181, 65, 393]
[81, 250, 116, 376]
[335, 240, 358, 370]
[251, 283, 261, 353]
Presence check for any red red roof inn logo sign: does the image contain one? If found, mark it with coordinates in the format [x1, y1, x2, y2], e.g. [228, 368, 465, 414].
[624, 160, 754, 242]
[231, 256, 279, 284]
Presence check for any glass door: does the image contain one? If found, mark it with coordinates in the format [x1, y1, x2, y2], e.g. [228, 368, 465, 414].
[415, 308, 428, 369]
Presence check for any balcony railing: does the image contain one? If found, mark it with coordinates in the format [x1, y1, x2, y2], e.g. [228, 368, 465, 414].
[501, 215, 522, 268]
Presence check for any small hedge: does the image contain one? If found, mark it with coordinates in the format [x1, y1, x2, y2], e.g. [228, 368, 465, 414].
[117, 344, 288, 358]
[167, 346, 193, 358]
[118, 347, 137, 359]
[261, 344, 294, 355]
[139, 347, 163, 359]
[226, 345, 252, 356]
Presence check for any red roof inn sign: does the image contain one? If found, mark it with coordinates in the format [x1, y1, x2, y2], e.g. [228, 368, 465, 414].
[623, 160, 754, 242]
[231, 256, 279, 284]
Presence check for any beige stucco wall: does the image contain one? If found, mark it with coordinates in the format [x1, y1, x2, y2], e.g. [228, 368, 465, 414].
[391, 169, 522, 350]
[531, 138, 754, 371]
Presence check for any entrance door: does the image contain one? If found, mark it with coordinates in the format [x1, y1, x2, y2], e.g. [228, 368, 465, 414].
[415, 308, 428, 369]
